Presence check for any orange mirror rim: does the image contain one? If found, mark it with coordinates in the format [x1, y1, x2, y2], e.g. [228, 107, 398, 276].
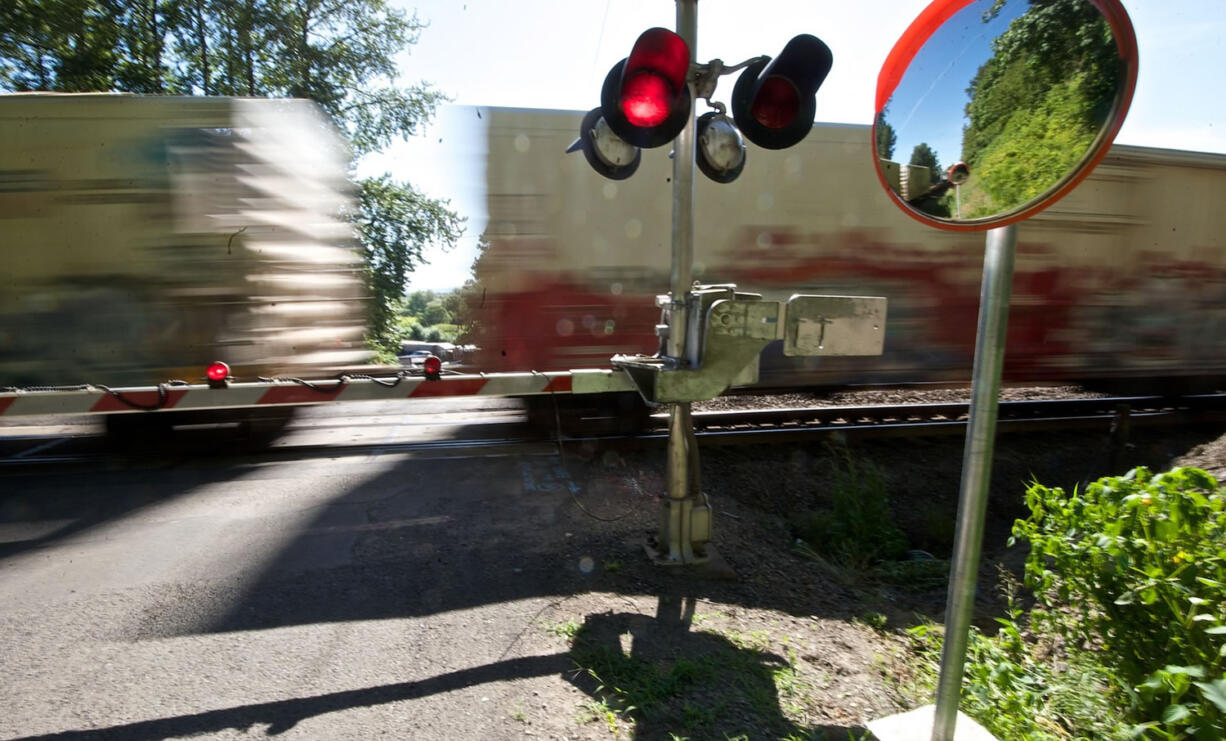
[873, 0, 1139, 231]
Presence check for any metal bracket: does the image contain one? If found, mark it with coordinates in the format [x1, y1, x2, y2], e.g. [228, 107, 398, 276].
[613, 285, 887, 404]
[783, 295, 887, 356]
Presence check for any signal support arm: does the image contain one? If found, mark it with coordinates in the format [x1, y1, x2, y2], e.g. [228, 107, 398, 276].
[612, 283, 886, 567]
[612, 284, 887, 404]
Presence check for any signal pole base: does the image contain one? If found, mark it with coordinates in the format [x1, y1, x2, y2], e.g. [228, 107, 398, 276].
[643, 538, 736, 579]
[867, 705, 998, 741]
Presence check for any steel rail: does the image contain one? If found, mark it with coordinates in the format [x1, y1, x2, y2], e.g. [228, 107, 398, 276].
[648, 394, 1226, 440]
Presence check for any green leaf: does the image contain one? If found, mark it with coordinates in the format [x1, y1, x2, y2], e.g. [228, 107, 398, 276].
[1194, 679, 1226, 713]
[1165, 665, 1207, 679]
[1163, 704, 1191, 724]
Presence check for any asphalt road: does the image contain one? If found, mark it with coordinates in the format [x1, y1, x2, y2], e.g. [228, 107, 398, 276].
[0, 399, 646, 740]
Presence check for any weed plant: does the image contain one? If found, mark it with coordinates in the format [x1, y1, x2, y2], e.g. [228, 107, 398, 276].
[793, 448, 907, 569]
[905, 574, 1136, 740]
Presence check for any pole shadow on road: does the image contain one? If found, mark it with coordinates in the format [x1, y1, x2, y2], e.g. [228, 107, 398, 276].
[6, 651, 571, 740]
[8, 593, 861, 741]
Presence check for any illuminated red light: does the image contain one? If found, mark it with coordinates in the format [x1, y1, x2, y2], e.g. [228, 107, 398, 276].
[751, 77, 801, 129]
[620, 72, 674, 127]
[619, 28, 689, 128]
[206, 361, 230, 382]
[423, 355, 442, 376]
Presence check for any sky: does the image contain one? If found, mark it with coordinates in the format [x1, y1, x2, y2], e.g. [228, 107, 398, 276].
[361, 0, 1226, 290]
[884, 0, 1027, 170]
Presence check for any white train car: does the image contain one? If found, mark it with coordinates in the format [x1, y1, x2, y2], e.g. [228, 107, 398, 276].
[466, 107, 1226, 393]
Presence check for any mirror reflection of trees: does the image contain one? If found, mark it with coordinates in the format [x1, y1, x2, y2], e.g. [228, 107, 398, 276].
[908, 142, 940, 177]
[875, 0, 1123, 222]
[875, 108, 897, 160]
[960, 0, 1121, 217]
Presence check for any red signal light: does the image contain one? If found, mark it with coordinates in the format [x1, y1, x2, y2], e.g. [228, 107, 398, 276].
[750, 77, 801, 129]
[732, 34, 833, 150]
[422, 355, 442, 380]
[621, 73, 675, 127]
[206, 361, 230, 382]
[600, 27, 692, 149]
[619, 27, 688, 125]
[622, 28, 689, 91]
[206, 361, 230, 388]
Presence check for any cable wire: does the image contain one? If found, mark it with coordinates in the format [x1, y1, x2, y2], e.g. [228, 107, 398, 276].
[542, 378, 638, 523]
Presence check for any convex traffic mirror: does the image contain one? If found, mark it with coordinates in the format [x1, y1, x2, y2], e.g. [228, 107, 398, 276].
[873, 0, 1138, 229]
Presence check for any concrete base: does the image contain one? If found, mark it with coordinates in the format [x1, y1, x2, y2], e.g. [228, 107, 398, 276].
[642, 541, 737, 579]
[867, 705, 998, 741]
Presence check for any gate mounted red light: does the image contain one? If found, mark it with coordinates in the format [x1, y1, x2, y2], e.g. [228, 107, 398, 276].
[600, 27, 692, 149]
[422, 355, 442, 380]
[206, 361, 231, 388]
[732, 34, 833, 150]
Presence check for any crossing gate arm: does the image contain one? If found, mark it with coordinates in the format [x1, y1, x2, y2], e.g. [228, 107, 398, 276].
[0, 369, 639, 418]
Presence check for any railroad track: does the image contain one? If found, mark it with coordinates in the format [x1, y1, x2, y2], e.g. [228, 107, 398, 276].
[660, 394, 1226, 443]
[4, 394, 1225, 468]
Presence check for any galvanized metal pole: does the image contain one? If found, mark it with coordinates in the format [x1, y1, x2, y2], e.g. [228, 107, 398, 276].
[663, 0, 699, 562]
[931, 223, 1017, 740]
[669, 0, 697, 331]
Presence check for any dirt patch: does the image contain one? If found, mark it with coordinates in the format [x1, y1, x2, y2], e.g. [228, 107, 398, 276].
[524, 416, 1226, 739]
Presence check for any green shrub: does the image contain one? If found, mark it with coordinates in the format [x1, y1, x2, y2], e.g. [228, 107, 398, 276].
[793, 449, 906, 569]
[1012, 467, 1226, 739]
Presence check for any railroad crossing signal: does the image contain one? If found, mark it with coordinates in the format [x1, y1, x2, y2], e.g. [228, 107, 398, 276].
[568, 27, 691, 180]
[730, 34, 832, 150]
[601, 28, 692, 148]
[569, 28, 833, 183]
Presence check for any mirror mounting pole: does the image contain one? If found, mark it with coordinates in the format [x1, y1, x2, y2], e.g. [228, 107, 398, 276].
[933, 223, 1017, 741]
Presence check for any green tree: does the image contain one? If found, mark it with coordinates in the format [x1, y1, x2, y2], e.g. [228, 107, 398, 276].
[404, 290, 433, 318]
[874, 109, 897, 160]
[357, 176, 461, 353]
[422, 300, 449, 327]
[453, 234, 492, 347]
[439, 290, 462, 320]
[960, 0, 1120, 215]
[908, 142, 939, 173]
[0, 0, 462, 357]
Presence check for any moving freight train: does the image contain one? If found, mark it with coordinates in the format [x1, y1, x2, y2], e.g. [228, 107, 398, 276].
[464, 107, 1226, 395]
[0, 94, 370, 391]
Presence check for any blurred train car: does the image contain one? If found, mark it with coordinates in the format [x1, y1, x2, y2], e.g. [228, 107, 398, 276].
[0, 94, 370, 433]
[465, 107, 1226, 398]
